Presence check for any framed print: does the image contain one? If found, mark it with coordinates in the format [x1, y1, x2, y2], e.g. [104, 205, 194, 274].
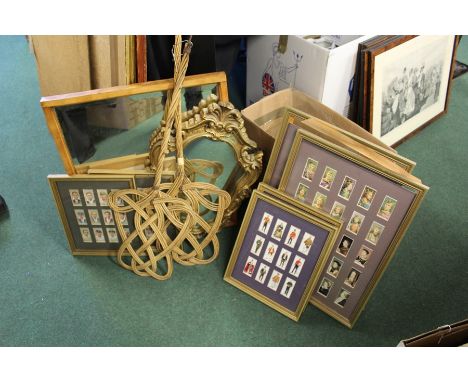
[262, 109, 415, 189]
[278, 128, 428, 328]
[224, 184, 342, 321]
[353, 35, 402, 128]
[367, 35, 459, 146]
[48, 174, 136, 255]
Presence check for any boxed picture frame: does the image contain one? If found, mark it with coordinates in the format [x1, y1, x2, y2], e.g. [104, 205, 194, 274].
[270, 107, 416, 177]
[263, 114, 417, 190]
[246, 35, 372, 117]
[362, 35, 459, 146]
[276, 126, 428, 328]
[224, 183, 342, 321]
[48, 174, 137, 255]
[241, 88, 393, 165]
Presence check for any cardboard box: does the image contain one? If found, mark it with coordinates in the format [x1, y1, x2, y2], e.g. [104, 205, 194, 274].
[242, 88, 395, 165]
[30, 36, 92, 96]
[30, 35, 133, 97]
[86, 95, 164, 130]
[246, 35, 373, 117]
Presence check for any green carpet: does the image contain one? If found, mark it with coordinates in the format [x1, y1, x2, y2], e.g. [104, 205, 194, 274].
[0, 36, 467, 346]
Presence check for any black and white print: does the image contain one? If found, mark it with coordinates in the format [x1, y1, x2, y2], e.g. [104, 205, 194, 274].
[380, 49, 444, 136]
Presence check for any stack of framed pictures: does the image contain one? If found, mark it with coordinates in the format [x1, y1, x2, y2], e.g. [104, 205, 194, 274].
[226, 108, 428, 328]
[352, 35, 459, 147]
[45, 72, 266, 261]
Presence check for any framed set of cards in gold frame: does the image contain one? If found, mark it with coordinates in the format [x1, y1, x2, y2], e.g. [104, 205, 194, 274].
[48, 174, 137, 256]
[262, 115, 428, 328]
[224, 184, 342, 321]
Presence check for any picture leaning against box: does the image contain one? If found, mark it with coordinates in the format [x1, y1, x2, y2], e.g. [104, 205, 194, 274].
[241, 99, 428, 327]
[275, 127, 427, 327]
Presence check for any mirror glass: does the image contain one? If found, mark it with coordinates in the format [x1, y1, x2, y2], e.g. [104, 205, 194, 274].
[55, 85, 218, 165]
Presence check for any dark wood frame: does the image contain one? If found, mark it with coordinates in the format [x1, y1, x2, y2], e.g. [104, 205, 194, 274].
[353, 36, 402, 128]
[136, 35, 147, 83]
[363, 35, 459, 147]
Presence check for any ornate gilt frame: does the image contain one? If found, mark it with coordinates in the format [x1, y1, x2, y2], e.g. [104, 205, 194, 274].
[224, 183, 342, 321]
[149, 95, 263, 226]
[42, 72, 262, 227]
[278, 128, 428, 328]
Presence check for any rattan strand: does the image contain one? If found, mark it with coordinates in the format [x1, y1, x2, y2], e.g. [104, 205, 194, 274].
[108, 36, 231, 280]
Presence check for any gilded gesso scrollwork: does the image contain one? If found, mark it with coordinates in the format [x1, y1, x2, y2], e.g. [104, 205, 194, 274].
[149, 94, 263, 226]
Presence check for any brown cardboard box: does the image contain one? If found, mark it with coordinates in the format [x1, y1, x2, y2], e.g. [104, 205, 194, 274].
[86, 96, 163, 130]
[30, 35, 134, 97]
[30, 36, 92, 96]
[242, 88, 396, 165]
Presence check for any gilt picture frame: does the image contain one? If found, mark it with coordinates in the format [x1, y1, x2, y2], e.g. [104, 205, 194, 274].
[48, 174, 136, 255]
[278, 128, 428, 328]
[224, 184, 342, 321]
[262, 109, 415, 190]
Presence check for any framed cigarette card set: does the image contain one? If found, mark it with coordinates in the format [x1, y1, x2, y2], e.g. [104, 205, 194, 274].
[224, 184, 342, 321]
[262, 109, 416, 192]
[260, 117, 428, 327]
[48, 174, 136, 255]
[260, 112, 428, 328]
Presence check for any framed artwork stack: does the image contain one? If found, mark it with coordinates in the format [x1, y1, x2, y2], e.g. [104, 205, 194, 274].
[352, 35, 460, 147]
[44, 72, 265, 259]
[233, 113, 428, 328]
